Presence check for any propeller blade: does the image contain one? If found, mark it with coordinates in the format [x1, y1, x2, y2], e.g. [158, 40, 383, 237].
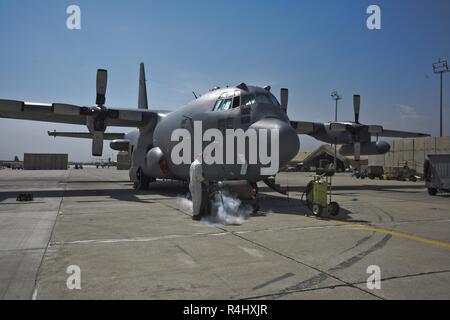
[354, 142, 361, 162]
[280, 88, 288, 113]
[92, 131, 104, 156]
[96, 69, 108, 106]
[138, 63, 148, 110]
[353, 95, 360, 124]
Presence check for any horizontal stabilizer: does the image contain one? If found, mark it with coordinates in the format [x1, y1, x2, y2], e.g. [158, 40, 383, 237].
[48, 131, 125, 140]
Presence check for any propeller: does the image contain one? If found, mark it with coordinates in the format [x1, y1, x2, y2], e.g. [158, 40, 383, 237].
[352, 95, 362, 161]
[353, 94, 360, 124]
[86, 69, 109, 156]
[1, 64, 149, 158]
[353, 142, 361, 162]
[280, 88, 288, 113]
[96, 69, 107, 106]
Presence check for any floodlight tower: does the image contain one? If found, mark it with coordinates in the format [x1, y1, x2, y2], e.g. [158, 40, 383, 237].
[433, 58, 449, 137]
[331, 89, 342, 169]
[331, 89, 342, 122]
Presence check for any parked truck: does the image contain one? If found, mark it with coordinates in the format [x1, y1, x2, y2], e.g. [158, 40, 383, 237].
[367, 166, 384, 180]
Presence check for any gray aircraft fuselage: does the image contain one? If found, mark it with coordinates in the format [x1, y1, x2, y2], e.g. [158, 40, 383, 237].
[124, 85, 300, 184]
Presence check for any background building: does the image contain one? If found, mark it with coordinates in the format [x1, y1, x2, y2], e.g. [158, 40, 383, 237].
[369, 137, 450, 174]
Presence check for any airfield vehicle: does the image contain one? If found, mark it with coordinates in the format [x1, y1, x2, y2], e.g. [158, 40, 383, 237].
[11, 162, 23, 170]
[304, 165, 339, 217]
[352, 168, 368, 179]
[367, 166, 384, 180]
[74, 163, 83, 170]
[424, 155, 450, 196]
[384, 166, 419, 182]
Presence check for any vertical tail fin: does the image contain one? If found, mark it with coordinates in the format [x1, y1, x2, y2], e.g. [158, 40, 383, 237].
[138, 63, 148, 110]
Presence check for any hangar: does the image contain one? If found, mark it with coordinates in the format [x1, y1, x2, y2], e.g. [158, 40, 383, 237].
[290, 145, 355, 172]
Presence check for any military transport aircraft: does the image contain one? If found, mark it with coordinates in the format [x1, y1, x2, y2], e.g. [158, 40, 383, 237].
[0, 63, 428, 190]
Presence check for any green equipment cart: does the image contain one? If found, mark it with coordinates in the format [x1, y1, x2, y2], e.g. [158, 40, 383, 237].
[303, 166, 340, 217]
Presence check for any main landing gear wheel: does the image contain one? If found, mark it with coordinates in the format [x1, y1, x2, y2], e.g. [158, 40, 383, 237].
[312, 204, 322, 217]
[133, 168, 155, 190]
[328, 201, 340, 216]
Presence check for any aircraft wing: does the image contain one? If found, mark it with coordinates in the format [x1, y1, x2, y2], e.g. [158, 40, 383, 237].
[0, 99, 170, 128]
[291, 119, 429, 138]
[48, 131, 125, 140]
[290, 121, 317, 134]
[376, 128, 430, 138]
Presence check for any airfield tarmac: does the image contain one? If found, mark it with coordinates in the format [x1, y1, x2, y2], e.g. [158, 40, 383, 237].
[0, 167, 449, 300]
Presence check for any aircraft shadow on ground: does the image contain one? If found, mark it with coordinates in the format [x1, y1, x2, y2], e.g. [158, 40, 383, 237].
[256, 193, 364, 223]
[260, 183, 427, 195]
[0, 181, 190, 204]
[1, 180, 421, 222]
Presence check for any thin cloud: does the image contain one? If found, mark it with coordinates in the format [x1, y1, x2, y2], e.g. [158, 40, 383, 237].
[397, 104, 424, 121]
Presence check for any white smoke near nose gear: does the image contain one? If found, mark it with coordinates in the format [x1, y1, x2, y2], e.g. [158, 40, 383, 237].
[177, 192, 250, 226]
[177, 196, 193, 212]
[204, 192, 250, 226]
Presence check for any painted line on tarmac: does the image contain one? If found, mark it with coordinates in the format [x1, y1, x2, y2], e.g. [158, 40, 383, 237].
[50, 224, 348, 246]
[336, 221, 450, 250]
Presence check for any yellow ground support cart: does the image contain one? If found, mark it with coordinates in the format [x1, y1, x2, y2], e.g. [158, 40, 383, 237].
[303, 166, 340, 217]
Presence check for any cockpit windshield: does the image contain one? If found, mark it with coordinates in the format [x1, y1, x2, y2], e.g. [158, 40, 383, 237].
[213, 90, 240, 111]
[213, 90, 280, 111]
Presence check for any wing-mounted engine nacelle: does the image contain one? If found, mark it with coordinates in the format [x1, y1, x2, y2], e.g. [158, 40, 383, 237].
[110, 139, 130, 151]
[340, 141, 390, 156]
[143, 147, 169, 178]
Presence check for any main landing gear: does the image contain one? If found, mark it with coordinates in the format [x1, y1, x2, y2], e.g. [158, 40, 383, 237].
[133, 168, 155, 190]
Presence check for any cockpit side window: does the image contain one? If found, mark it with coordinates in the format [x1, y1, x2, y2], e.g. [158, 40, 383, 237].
[254, 92, 280, 106]
[232, 95, 240, 109]
[213, 99, 223, 111]
[241, 93, 256, 107]
[221, 99, 233, 111]
[256, 94, 272, 105]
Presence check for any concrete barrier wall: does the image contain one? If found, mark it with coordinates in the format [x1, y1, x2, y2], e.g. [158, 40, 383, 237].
[23, 153, 68, 170]
[369, 137, 450, 174]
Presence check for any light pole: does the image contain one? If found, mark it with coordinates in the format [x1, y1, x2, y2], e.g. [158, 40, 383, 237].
[433, 58, 449, 137]
[331, 90, 342, 170]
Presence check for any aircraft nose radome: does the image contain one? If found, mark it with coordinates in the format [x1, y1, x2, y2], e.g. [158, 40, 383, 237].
[250, 118, 300, 167]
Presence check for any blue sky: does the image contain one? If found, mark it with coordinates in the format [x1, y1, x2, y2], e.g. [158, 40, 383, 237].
[0, 0, 449, 161]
